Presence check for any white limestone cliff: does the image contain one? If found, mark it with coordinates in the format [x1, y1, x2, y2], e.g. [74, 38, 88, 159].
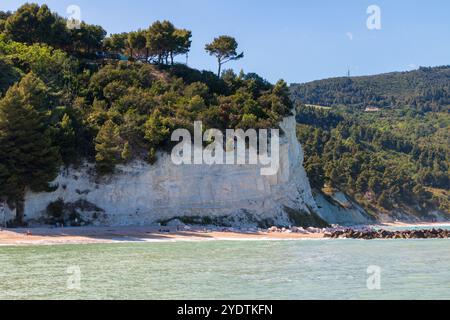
[3, 115, 324, 227]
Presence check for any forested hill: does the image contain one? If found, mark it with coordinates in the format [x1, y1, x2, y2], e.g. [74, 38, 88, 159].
[291, 67, 450, 219]
[0, 3, 292, 225]
[291, 66, 450, 112]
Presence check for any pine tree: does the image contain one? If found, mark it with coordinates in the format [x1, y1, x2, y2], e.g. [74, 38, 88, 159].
[377, 191, 391, 210]
[121, 141, 132, 162]
[0, 79, 60, 225]
[54, 113, 77, 165]
[0, 57, 21, 95]
[205, 35, 244, 77]
[16, 72, 50, 112]
[95, 120, 121, 174]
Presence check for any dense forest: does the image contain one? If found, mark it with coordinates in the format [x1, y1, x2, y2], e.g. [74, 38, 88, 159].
[0, 4, 292, 224]
[293, 68, 450, 218]
[291, 66, 450, 113]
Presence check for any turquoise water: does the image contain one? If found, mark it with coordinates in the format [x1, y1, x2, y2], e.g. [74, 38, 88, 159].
[1, 239, 450, 300]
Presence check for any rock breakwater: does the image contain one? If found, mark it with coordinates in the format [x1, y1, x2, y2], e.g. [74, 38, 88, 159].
[326, 228, 450, 240]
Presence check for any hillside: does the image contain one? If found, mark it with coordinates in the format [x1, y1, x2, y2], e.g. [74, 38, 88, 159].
[291, 68, 450, 220]
[1, 3, 448, 226]
[291, 66, 450, 112]
[0, 4, 293, 226]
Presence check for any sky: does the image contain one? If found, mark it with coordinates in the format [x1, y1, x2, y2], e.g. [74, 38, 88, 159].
[1, 0, 450, 84]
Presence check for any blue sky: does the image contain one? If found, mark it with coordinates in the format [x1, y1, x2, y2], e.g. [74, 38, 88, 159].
[2, 0, 449, 83]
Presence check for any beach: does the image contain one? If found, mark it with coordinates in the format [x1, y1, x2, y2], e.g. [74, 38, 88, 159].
[1, 222, 450, 246]
[0, 226, 325, 246]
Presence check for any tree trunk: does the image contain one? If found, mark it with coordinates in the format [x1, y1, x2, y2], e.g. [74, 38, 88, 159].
[217, 60, 222, 78]
[15, 198, 25, 226]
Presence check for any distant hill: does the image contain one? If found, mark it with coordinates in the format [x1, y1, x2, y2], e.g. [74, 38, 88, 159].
[291, 66, 450, 112]
[291, 66, 450, 219]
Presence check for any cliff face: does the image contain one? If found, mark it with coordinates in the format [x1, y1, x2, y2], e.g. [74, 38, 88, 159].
[3, 115, 323, 227]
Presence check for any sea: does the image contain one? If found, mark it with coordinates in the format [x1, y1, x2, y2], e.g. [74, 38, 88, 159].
[1, 228, 450, 300]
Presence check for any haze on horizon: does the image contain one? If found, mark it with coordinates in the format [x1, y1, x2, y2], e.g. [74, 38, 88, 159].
[1, 0, 449, 84]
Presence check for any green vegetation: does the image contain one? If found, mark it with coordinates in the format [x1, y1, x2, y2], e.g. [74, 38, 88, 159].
[205, 36, 244, 77]
[1, 3, 105, 56]
[291, 66, 450, 113]
[104, 20, 192, 65]
[0, 74, 61, 224]
[0, 4, 292, 224]
[294, 71, 450, 217]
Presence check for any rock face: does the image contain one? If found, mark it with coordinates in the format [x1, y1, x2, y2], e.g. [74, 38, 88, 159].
[4, 115, 323, 227]
[314, 192, 372, 226]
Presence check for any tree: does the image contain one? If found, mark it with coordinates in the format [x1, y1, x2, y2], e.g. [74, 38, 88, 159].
[1, 39, 75, 92]
[147, 20, 192, 65]
[377, 191, 391, 210]
[104, 33, 127, 53]
[272, 80, 293, 114]
[85, 24, 107, 53]
[0, 11, 11, 32]
[0, 11, 9, 19]
[5, 3, 48, 44]
[205, 36, 244, 77]
[47, 15, 70, 50]
[4, 4, 69, 49]
[121, 142, 132, 162]
[53, 113, 77, 165]
[171, 28, 192, 65]
[144, 110, 171, 148]
[15, 72, 51, 112]
[0, 57, 21, 95]
[0, 76, 60, 225]
[4, 3, 106, 53]
[95, 120, 122, 174]
[127, 30, 147, 61]
[304, 156, 325, 188]
[70, 22, 106, 54]
[147, 20, 175, 64]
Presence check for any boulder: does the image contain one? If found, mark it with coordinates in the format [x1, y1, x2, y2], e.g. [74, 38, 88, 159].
[326, 228, 450, 240]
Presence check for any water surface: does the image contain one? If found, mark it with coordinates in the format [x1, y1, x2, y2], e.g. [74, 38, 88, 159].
[1, 240, 450, 299]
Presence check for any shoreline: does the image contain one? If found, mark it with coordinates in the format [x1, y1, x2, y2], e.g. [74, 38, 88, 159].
[1, 222, 449, 247]
[0, 226, 325, 247]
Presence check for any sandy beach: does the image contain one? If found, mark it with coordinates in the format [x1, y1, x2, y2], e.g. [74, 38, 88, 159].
[0, 226, 325, 246]
[1, 222, 449, 246]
